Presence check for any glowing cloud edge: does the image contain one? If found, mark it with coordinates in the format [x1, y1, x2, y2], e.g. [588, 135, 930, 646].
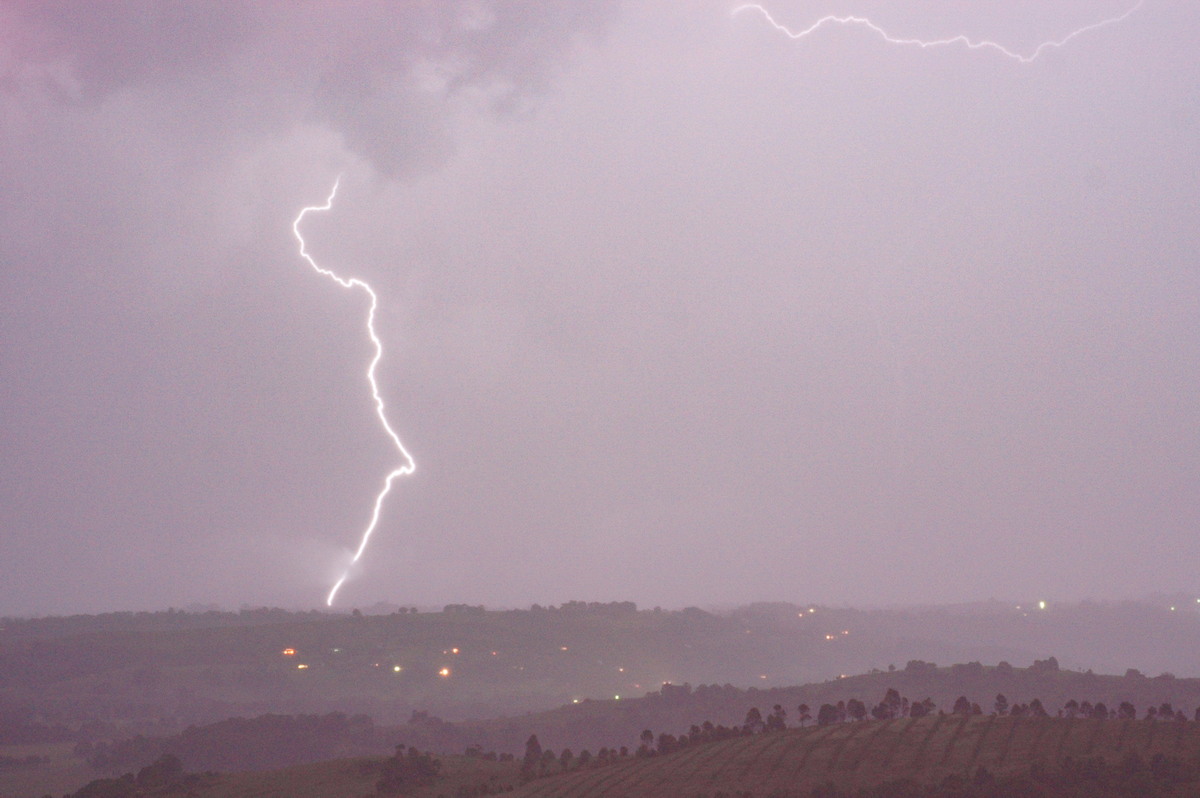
[732, 1, 1144, 64]
[291, 177, 416, 607]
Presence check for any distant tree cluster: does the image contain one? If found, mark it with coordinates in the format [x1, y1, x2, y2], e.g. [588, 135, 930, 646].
[66, 753, 203, 798]
[375, 744, 441, 795]
[528, 601, 638, 615]
[814, 688, 938, 727]
[517, 732, 637, 782]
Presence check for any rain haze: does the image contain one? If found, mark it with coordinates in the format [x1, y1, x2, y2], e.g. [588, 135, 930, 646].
[1, 0, 1196, 616]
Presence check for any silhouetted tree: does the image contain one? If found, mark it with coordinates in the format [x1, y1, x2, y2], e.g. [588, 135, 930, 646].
[883, 688, 903, 718]
[797, 704, 812, 726]
[1118, 702, 1137, 720]
[377, 745, 441, 794]
[953, 696, 972, 715]
[1030, 656, 1059, 674]
[817, 704, 839, 726]
[1029, 698, 1048, 717]
[521, 735, 542, 777]
[637, 729, 654, 756]
[994, 694, 1009, 716]
[847, 699, 867, 722]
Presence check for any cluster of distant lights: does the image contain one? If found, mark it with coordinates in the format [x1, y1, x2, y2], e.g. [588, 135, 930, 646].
[276, 641, 669, 703]
[276, 642, 583, 680]
[274, 598, 1200, 688]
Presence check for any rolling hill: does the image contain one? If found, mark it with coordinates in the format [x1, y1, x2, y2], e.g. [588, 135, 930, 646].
[511, 715, 1200, 797]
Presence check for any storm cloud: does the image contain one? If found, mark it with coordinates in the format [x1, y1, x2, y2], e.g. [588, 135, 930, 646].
[1, 0, 1196, 614]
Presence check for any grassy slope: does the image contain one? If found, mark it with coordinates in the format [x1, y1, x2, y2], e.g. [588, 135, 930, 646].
[510, 716, 1200, 798]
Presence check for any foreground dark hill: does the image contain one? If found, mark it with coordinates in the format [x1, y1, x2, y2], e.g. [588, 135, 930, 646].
[66, 716, 1200, 798]
[512, 715, 1200, 798]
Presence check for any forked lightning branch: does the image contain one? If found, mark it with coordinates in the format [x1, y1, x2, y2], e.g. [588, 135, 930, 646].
[292, 178, 415, 606]
[733, 1, 1143, 63]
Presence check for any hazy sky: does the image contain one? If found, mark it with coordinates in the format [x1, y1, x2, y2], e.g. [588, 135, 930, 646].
[2, 1, 1196, 615]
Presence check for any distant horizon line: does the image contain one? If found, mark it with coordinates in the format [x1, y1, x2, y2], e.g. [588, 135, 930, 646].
[4, 592, 1197, 621]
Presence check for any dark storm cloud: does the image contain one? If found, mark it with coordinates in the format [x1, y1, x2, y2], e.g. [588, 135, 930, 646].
[6, 1, 617, 175]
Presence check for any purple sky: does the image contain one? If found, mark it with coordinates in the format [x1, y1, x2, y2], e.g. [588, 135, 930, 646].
[2, 1, 1197, 615]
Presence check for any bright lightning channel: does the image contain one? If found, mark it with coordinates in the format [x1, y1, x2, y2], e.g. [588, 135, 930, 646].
[732, 2, 1143, 64]
[292, 177, 416, 607]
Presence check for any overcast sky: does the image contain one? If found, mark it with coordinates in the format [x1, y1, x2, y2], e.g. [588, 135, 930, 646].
[2, 1, 1196, 615]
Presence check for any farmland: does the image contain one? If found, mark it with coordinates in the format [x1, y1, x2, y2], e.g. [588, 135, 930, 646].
[511, 715, 1200, 797]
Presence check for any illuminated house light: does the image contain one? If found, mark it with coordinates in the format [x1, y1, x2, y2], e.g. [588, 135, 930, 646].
[282, 648, 296, 656]
[297, 663, 309, 670]
[393, 665, 402, 673]
[438, 667, 451, 677]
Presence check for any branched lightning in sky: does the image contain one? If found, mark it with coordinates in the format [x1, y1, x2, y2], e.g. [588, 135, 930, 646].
[732, 1, 1143, 63]
[292, 177, 416, 607]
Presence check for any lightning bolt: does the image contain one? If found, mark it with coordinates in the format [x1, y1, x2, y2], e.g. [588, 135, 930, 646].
[732, 1, 1143, 64]
[292, 177, 416, 607]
